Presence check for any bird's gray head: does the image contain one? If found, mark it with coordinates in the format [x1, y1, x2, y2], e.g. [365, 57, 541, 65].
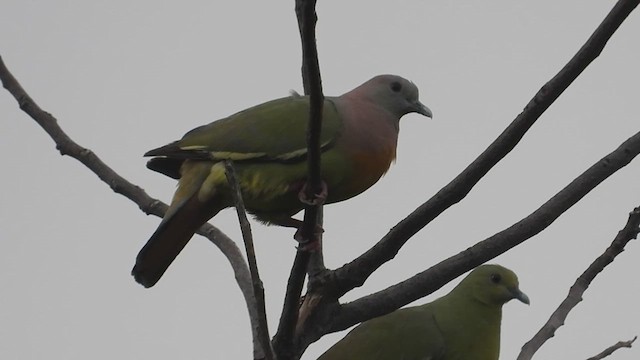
[353, 74, 432, 119]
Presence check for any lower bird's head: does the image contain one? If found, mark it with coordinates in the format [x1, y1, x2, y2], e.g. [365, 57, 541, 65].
[458, 264, 530, 307]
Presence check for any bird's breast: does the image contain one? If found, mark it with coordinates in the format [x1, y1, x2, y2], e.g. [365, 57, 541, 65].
[349, 146, 396, 189]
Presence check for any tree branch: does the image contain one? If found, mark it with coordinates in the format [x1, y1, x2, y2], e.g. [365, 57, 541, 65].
[272, 1, 324, 358]
[586, 337, 637, 360]
[517, 207, 640, 360]
[329, 131, 640, 335]
[287, 0, 640, 354]
[224, 161, 274, 360]
[328, 0, 640, 299]
[0, 54, 258, 356]
[284, 0, 640, 355]
[292, 128, 640, 354]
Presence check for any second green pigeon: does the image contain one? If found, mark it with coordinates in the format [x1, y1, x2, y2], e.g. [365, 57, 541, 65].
[132, 74, 432, 287]
[318, 264, 529, 360]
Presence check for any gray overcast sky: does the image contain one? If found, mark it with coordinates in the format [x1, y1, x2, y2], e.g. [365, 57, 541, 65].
[1, 1, 638, 359]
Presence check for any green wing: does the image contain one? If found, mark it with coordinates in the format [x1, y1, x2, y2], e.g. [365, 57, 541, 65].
[319, 306, 446, 360]
[146, 96, 342, 178]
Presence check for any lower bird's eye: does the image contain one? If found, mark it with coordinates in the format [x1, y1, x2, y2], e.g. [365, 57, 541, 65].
[490, 273, 502, 284]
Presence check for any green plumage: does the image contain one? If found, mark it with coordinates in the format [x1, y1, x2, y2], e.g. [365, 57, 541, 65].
[146, 97, 352, 218]
[147, 97, 342, 169]
[318, 265, 529, 360]
[133, 75, 432, 287]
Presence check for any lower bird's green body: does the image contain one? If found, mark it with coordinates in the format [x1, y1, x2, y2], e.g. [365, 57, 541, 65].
[318, 265, 529, 360]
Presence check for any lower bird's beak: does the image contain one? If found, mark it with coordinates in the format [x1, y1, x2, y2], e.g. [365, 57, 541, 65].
[511, 288, 530, 305]
[415, 101, 433, 118]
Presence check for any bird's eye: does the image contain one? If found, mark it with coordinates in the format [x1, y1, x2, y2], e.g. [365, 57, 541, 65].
[490, 273, 501, 284]
[390, 81, 402, 92]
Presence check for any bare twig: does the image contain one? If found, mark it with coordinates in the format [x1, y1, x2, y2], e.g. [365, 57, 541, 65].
[272, 1, 325, 359]
[586, 336, 637, 360]
[328, 0, 640, 299]
[0, 54, 259, 357]
[517, 208, 640, 360]
[224, 161, 274, 360]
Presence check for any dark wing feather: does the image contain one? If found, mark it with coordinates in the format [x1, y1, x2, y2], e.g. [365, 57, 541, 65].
[145, 96, 342, 177]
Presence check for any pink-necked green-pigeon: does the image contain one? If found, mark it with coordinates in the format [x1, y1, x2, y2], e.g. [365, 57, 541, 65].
[133, 75, 432, 287]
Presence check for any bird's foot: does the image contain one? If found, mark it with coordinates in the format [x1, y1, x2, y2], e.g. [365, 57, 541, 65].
[296, 236, 322, 252]
[269, 217, 324, 250]
[294, 225, 324, 252]
[298, 180, 328, 206]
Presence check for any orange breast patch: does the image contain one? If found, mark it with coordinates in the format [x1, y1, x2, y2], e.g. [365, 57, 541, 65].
[347, 145, 397, 194]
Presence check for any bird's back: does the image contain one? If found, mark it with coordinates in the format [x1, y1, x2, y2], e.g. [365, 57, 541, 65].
[317, 305, 445, 360]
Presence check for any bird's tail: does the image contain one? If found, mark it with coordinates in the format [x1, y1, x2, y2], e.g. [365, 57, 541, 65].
[132, 162, 223, 287]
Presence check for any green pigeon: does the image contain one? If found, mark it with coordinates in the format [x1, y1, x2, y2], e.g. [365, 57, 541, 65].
[132, 75, 432, 287]
[318, 264, 529, 360]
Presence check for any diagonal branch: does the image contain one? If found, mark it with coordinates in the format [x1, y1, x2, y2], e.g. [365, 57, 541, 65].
[272, 1, 324, 358]
[328, 0, 640, 299]
[327, 130, 640, 335]
[517, 207, 640, 360]
[224, 161, 274, 360]
[0, 55, 258, 354]
[286, 1, 640, 355]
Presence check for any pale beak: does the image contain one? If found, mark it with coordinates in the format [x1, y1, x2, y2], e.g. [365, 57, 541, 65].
[511, 288, 530, 305]
[415, 101, 433, 118]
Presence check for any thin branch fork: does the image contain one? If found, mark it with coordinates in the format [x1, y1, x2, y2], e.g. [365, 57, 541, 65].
[517, 207, 640, 360]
